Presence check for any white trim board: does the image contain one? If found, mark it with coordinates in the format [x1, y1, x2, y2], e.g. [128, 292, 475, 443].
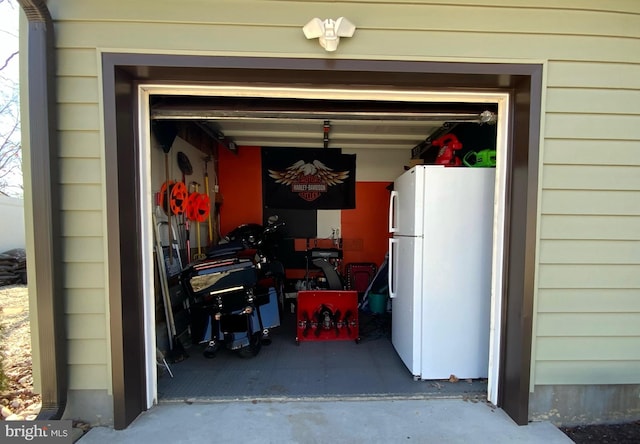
[137, 84, 509, 407]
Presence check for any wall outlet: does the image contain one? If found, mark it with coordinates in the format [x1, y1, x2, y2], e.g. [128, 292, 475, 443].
[213, 185, 219, 193]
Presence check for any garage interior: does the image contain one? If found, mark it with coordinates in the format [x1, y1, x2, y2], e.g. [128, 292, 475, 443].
[149, 93, 499, 402]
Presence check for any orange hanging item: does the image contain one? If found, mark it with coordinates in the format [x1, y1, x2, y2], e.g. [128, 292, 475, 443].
[160, 180, 189, 215]
[186, 192, 199, 221]
[159, 180, 174, 215]
[186, 192, 210, 223]
[194, 193, 210, 223]
[169, 181, 188, 215]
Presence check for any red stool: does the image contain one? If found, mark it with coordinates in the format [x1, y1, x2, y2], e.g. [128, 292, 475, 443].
[345, 263, 377, 298]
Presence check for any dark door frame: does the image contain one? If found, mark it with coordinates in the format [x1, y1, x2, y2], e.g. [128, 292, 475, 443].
[102, 54, 541, 429]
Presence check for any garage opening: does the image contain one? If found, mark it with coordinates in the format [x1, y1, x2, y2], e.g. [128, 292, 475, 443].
[103, 55, 541, 428]
[141, 86, 509, 405]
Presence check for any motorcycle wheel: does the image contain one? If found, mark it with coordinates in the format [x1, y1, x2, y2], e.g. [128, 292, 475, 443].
[203, 340, 220, 359]
[237, 331, 262, 358]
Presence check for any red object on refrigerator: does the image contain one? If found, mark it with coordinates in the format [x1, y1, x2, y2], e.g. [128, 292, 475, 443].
[296, 290, 360, 344]
[433, 134, 463, 166]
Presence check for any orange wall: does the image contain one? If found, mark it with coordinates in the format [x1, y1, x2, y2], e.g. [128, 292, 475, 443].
[341, 182, 391, 268]
[218, 146, 263, 236]
[218, 147, 390, 268]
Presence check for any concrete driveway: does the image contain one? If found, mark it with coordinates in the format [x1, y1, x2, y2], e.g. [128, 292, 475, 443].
[78, 398, 572, 443]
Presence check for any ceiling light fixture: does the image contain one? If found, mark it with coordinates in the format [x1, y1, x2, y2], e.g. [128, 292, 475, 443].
[479, 110, 497, 124]
[303, 17, 356, 52]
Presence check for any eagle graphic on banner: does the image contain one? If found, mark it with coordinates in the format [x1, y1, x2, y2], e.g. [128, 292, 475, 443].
[268, 160, 350, 202]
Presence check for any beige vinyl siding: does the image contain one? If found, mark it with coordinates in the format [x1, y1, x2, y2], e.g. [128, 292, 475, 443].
[51, 22, 640, 64]
[47, 1, 640, 38]
[537, 314, 640, 336]
[539, 240, 639, 264]
[541, 190, 639, 215]
[540, 215, 639, 240]
[58, 131, 102, 158]
[538, 264, 640, 289]
[67, 365, 109, 391]
[539, 53, 640, 384]
[535, 361, 638, 385]
[546, 114, 640, 140]
[61, 212, 103, 237]
[68, 339, 108, 366]
[547, 61, 640, 89]
[68, 338, 109, 389]
[542, 165, 640, 190]
[65, 289, 106, 314]
[58, 104, 101, 131]
[62, 237, 105, 263]
[59, 184, 103, 211]
[544, 140, 640, 166]
[63, 263, 105, 288]
[52, 7, 111, 393]
[56, 57, 109, 388]
[538, 289, 640, 313]
[56, 49, 98, 77]
[42, 0, 640, 393]
[67, 313, 107, 341]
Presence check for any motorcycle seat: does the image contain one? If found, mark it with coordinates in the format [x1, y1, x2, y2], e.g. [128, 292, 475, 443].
[206, 241, 245, 259]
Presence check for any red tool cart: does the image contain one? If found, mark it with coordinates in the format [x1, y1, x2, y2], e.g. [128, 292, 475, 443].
[296, 290, 360, 344]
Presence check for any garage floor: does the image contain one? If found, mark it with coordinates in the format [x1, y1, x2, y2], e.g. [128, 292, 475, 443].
[157, 310, 488, 401]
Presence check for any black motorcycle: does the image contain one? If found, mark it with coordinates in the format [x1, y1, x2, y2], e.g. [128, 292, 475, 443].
[220, 217, 287, 299]
[179, 217, 285, 358]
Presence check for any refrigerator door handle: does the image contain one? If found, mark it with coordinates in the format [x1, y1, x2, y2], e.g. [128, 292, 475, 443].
[388, 238, 398, 299]
[389, 190, 399, 233]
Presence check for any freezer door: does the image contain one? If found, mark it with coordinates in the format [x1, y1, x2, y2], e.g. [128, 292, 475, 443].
[390, 166, 425, 236]
[389, 236, 423, 379]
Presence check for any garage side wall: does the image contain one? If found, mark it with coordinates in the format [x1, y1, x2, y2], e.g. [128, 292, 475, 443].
[533, 56, 640, 423]
[39, 0, 640, 424]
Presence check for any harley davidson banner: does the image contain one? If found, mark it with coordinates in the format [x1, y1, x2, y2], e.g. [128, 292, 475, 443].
[262, 147, 356, 209]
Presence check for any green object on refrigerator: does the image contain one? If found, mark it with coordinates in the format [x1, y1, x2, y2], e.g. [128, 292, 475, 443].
[463, 149, 496, 167]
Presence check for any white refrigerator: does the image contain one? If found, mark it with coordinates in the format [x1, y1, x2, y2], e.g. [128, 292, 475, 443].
[388, 165, 495, 380]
